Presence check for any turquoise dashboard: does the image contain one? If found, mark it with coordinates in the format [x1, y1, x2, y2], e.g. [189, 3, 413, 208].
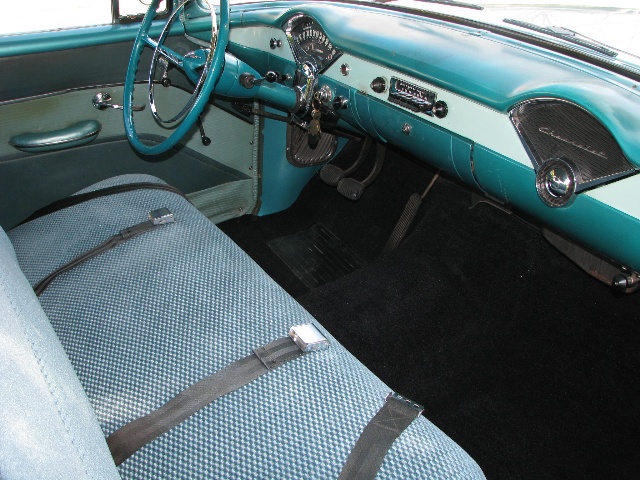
[181, 1, 640, 283]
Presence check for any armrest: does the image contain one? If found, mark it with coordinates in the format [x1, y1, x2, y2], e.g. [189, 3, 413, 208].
[9, 119, 101, 153]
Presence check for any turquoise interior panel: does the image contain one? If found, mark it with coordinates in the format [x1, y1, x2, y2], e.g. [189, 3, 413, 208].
[473, 145, 640, 272]
[258, 111, 322, 216]
[0, 22, 184, 58]
[258, 108, 347, 216]
[351, 93, 384, 142]
[222, 2, 640, 167]
[368, 98, 474, 183]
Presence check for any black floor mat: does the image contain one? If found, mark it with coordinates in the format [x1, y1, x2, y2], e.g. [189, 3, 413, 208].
[268, 224, 364, 289]
[219, 142, 433, 297]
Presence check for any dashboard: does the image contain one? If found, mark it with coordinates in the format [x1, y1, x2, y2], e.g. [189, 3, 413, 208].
[189, 2, 640, 286]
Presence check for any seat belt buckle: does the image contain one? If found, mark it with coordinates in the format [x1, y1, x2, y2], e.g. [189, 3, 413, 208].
[289, 324, 329, 352]
[148, 207, 175, 225]
[386, 392, 424, 415]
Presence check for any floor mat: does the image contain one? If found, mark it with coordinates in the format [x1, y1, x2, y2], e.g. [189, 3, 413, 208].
[268, 224, 364, 289]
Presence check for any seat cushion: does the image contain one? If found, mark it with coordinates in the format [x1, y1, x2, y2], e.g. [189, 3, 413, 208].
[9, 174, 485, 479]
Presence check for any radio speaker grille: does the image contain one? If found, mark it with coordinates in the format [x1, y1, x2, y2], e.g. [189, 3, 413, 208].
[510, 100, 635, 190]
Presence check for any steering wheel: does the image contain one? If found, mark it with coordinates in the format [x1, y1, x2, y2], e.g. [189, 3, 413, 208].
[124, 0, 229, 155]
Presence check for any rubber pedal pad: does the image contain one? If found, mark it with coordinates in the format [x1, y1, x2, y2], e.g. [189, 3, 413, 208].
[320, 164, 346, 186]
[337, 178, 365, 201]
[382, 192, 422, 254]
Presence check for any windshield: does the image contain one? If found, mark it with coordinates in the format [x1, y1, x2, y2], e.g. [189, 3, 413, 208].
[371, 1, 640, 63]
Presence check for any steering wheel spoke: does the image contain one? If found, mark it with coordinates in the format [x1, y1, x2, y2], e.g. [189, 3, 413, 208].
[142, 36, 157, 49]
[156, 44, 186, 69]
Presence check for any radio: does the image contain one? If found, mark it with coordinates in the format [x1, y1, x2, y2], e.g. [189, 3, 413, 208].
[387, 77, 448, 118]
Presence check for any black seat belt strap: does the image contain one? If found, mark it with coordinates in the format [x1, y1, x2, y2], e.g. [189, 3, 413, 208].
[107, 324, 329, 466]
[33, 208, 175, 296]
[18, 182, 189, 227]
[338, 393, 424, 480]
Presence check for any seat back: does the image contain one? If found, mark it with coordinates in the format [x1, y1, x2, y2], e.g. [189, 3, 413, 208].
[0, 228, 119, 479]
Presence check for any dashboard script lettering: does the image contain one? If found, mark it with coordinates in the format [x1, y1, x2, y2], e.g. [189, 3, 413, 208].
[538, 127, 607, 159]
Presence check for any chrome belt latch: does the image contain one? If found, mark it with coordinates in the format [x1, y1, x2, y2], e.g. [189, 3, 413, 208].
[148, 207, 175, 226]
[386, 392, 424, 415]
[289, 324, 329, 352]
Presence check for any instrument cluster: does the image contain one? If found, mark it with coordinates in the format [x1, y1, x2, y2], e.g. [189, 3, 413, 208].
[284, 15, 342, 73]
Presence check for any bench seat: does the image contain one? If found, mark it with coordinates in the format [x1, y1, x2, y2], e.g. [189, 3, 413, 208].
[2, 174, 485, 479]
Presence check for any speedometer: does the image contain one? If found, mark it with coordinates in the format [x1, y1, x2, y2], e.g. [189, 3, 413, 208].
[284, 15, 342, 72]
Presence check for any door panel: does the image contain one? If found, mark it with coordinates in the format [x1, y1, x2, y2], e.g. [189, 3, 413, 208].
[0, 27, 257, 229]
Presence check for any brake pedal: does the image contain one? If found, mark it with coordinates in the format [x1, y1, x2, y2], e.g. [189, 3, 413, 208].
[336, 178, 365, 200]
[337, 142, 386, 200]
[320, 138, 373, 186]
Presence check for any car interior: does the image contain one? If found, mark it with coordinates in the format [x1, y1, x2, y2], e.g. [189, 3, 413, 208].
[1, 0, 639, 479]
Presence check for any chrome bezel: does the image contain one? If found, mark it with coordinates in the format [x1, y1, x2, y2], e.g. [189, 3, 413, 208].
[535, 158, 577, 208]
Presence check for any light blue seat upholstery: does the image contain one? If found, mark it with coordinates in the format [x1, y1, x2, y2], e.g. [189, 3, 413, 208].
[0, 229, 120, 479]
[5, 174, 485, 479]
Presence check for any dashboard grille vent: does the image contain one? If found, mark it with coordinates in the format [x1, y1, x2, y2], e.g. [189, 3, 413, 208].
[510, 99, 635, 190]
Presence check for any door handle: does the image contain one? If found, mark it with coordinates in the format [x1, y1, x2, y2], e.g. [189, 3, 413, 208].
[92, 92, 145, 111]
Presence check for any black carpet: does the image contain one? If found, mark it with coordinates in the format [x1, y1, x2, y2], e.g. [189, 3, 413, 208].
[219, 144, 640, 479]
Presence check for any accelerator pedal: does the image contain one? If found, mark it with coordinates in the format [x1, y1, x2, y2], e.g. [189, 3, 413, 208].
[320, 138, 373, 186]
[337, 142, 386, 201]
[382, 173, 440, 254]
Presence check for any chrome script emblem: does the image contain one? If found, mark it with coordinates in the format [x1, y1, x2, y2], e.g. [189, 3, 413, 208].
[538, 127, 607, 159]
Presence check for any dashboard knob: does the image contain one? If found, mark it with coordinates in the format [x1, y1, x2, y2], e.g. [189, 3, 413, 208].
[264, 71, 290, 83]
[434, 100, 448, 118]
[332, 96, 348, 110]
[270, 38, 282, 49]
[535, 158, 576, 207]
[370, 77, 387, 94]
[265, 71, 278, 83]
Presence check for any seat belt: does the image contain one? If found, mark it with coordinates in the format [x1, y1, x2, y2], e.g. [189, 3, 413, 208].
[107, 324, 329, 466]
[17, 182, 189, 227]
[338, 393, 424, 480]
[33, 208, 175, 296]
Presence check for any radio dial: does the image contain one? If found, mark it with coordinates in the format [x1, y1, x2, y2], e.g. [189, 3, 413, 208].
[370, 77, 387, 94]
[434, 101, 448, 118]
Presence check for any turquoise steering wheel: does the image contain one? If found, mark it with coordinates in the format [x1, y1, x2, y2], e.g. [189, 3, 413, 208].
[124, 0, 229, 155]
